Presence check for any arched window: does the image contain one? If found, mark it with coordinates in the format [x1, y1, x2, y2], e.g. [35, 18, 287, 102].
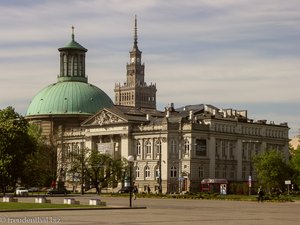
[63, 54, 67, 75]
[73, 55, 78, 76]
[184, 139, 190, 154]
[145, 166, 150, 178]
[145, 140, 151, 155]
[136, 141, 141, 155]
[67, 55, 72, 76]
[170, 166, 177, 178]
[79, 55, 84, 76]
[67, 144, 71, 159]
[135, 166, 140, 178]
[74, 143, 80, 155]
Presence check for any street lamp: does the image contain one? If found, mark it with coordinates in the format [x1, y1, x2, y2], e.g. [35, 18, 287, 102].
[127, 155, 134, 208]
[157, 140, 162, 194]
[81, 146, 85, 195]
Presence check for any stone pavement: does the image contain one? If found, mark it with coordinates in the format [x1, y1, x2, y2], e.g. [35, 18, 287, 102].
[1, 195, 300, 225]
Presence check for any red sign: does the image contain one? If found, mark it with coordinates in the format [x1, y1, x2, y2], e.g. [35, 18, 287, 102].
[248, 176, 252, 187]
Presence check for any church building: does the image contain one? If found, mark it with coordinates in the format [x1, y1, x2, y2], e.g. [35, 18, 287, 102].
[26, 18, 290, 194]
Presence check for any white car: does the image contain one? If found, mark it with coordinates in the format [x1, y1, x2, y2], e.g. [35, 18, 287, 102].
[15, 187, 29, 196]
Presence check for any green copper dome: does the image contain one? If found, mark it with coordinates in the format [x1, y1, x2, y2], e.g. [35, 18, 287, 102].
[26, 28, 113, 117]
[26, 81, 113, 116]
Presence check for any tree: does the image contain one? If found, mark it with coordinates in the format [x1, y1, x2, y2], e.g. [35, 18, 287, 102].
[253, 149, 291, 191]
[0, 107, 36, 193]
[22, 124, 57, 188]
[289, 146, 300, 189]
[68, 148, 126, 194]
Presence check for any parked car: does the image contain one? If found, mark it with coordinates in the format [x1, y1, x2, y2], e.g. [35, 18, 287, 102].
[15, 187, 29, 196]
[117, 187, 131, 193]
[28, 187, 39, 192]
[46, 188, 70, 195]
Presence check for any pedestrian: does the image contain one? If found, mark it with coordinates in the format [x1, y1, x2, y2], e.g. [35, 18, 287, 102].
[257, 186, 264, 202]
[133, 186, 138, 200]
[147, 185, 151, 194]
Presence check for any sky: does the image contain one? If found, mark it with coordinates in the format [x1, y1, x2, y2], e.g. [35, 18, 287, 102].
[0, 0, 300, 137]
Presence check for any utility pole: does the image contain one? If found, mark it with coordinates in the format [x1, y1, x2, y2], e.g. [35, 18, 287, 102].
[159, 147, 162, 194]
[158, 132, 162, 194]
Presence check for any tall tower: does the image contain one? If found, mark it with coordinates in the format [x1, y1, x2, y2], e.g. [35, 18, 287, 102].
[114, 16, 157, 109]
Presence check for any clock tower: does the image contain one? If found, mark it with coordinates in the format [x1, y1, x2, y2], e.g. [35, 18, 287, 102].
[114, 16, 157, 109]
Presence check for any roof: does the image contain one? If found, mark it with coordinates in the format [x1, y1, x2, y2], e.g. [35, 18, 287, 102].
[26, 81, 113, 117]
[58, 29, 87, 52]
[176, 104, 219, 113]
[58, 39, 87, 52]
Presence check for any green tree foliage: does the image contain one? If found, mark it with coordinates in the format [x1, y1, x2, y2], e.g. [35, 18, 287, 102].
[22, 124, 57, 188]
[0, 107, 36, 192]
[253, 149, 291, 191]
[68, 148, 126, 194]
[289, 146, 300, 189]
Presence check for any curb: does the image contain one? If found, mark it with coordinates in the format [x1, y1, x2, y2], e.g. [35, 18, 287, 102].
[0, 206, 147, 212]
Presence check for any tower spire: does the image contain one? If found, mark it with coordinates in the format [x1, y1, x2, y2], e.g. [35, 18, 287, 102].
[134, 15, 138, 48]
[114, 16, 156, 109]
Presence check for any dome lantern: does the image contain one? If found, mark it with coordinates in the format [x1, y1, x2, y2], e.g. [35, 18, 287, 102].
[58, 26, 88, 83]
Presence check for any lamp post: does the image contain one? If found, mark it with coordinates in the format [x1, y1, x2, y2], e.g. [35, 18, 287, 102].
[157, 140, 162, 194]
[81, 146, 85, 195]
[249, 150, 252, 196]
[127, 155, 134, 208]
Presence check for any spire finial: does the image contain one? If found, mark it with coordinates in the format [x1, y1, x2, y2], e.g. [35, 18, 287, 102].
[134, 15, 138, 47]
[71, 26, 75, 41]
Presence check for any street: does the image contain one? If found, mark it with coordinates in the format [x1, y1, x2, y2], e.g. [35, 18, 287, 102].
[1, 195, 300, 225]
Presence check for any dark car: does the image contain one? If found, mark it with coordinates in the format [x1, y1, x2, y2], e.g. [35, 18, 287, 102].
[117, 187, 131, 193]
[46, 188, 70, 195]
[28, 187, 39, 192]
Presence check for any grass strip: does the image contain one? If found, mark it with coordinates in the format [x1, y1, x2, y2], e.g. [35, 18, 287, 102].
[0, 202, 104, 211]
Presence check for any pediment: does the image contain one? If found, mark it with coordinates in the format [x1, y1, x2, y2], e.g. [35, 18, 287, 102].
[82, 108, 127, 126]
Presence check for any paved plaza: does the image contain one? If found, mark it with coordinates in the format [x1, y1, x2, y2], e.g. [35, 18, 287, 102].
[1, 195, 300, 225]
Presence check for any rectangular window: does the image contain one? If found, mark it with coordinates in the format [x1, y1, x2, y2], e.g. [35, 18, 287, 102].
[199, 166, 204, 178]
[171, 140, 177, 153]
[242, 166, 246, 180]
[195, 139, 207, 156]
[222, 167, 227, 178]
[222, 141, 226, 158]
[136, 141, 141, 155]
[215, 167, 220, 178]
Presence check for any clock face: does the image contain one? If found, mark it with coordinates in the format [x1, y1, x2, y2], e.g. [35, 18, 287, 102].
[131, 57, 135, 63]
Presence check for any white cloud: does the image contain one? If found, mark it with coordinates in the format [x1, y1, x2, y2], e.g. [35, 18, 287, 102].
[0, 0, 300, 137]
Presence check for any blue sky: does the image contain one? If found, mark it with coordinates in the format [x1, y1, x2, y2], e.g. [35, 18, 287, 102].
[0, 0, 300, 137]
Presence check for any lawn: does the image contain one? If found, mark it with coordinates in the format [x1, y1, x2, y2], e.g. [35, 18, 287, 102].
[0, 202, 104, 211]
